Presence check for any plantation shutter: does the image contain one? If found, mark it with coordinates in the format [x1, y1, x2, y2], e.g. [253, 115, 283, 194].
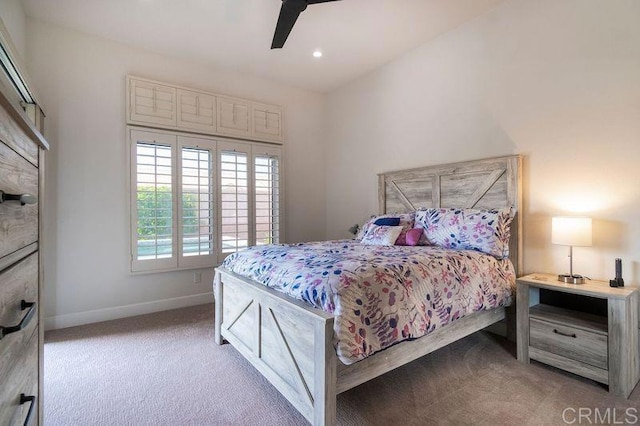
[217, 141, 251, 261]
[130, 129, 177, 272]
[253, 146, 281, 246]
[129, 129, 284, 272]
[178, 136, 216, 268]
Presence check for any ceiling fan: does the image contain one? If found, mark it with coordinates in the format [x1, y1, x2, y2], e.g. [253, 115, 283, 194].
[271, 0, 341, 49]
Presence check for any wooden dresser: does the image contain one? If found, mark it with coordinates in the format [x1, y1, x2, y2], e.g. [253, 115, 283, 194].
[0, 86, 48, 425]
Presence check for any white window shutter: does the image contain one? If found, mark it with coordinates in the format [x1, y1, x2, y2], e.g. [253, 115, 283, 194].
[130, 129, 178, 272]
[253, 145, 281, 246]
[217, 140, 252, 263]
[178, 136, 216, 268]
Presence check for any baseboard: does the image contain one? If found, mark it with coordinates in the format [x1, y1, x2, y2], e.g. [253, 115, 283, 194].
[44, 292, 214, 331]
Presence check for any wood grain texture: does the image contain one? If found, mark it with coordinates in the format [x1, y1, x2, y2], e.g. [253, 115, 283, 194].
[215, 267, 506, 426]
[214, 155, 523, 425]
[519, 275, 639, 398]
[529, 347, 609, 385]
[519, 274, 636, 299]
[516, 282, 531, 363]
[335, 307, 505, 394]
[37, 148, 45, 426]
[0, 328, 38, 426]
[377, 155, 522, 276]
[0, 94, 41, 166]
[0, 141, 39, 260]
[0, 242, 37, 273]
[0, 83, 44, 426]
[0, 253, 38, 382]
[529, 304, 607, 334]
[314, 317, 336, 426]
[529, 318, 608, 370]
[215, 269, 334, 425]
[608, 293, 639, 398]
[213, 270, 223, 345]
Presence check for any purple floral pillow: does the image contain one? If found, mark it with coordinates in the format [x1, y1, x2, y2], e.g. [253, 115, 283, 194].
[414, 207, 514, 258]
[361, 225, 405, 246]
[357, 212, 415, 240]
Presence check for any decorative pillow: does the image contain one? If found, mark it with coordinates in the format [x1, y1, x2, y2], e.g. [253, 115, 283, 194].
[394, 228, 423, 246]
[374, 217, 401, 226]
[361, 225, 404, 246]
[357, 212, 415, 240]
[405, 228, 423, 246]
[414, 207, 513, 258]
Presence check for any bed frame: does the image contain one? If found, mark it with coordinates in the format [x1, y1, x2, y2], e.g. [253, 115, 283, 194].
[214, 155, 522, 426]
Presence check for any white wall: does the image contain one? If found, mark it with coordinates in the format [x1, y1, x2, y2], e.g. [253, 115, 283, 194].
[26, 19, 327, 328]
[326, 0, 640, 283]
[0, 0, 26, 60]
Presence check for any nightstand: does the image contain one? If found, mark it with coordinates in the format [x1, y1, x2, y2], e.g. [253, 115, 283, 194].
[516, 273, 639, 398]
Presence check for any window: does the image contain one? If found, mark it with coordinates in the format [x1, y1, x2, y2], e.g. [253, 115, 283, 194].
[218, 141, 249, 254]
[254, 147, 281, 246]
[129, 128, 282, 272]
[179, 141, 214, 268]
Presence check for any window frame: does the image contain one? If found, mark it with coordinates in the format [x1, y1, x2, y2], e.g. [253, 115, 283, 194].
[128, 127, 283, 273]
[216, 139, 252, 264]
[177, 135, 217, 269]
[129, 129, 178, 273]
[253, 145, 282, 248]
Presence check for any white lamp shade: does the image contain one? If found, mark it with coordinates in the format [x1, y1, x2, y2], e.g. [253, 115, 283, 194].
[552, 217, 592, 247]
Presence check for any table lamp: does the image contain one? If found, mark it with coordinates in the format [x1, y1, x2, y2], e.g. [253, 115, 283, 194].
[552, 217, 592, 284]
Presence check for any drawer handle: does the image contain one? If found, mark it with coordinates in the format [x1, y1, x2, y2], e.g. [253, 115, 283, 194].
[0, 300, 37, 340]
[20, 394, 36, 426]
[0, 190, 37, 206]
[553, 328, 577, 338]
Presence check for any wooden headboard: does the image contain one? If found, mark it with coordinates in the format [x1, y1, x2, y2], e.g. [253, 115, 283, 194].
[378, 155, 523, 275]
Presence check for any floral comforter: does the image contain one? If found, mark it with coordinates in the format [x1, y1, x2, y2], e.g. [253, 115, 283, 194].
[222, 240, 515, 365]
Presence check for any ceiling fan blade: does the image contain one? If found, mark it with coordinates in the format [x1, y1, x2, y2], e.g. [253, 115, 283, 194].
[307, 0, 341, 3]
[271, 2, 303, 49]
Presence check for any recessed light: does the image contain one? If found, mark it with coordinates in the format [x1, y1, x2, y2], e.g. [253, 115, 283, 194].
[313, 50, 323, 58]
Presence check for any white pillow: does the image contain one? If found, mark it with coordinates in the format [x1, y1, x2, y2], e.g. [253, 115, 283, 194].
[356, 212, 416, 240]
[361, 225, 404, 246]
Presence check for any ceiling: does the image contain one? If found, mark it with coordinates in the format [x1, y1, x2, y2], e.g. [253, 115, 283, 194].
[22, 0, 503, 93]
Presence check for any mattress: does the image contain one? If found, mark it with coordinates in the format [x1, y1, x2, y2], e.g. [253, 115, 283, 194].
[222, 240, 515, 365]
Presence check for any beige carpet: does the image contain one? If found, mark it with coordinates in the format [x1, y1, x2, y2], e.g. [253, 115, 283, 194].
[44, 304, 639, 425]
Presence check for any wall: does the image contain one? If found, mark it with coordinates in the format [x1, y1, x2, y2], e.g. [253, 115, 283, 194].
[0, 0, 26, 60]
[326, 0, 640, 283]
[26, 19, 327, 329]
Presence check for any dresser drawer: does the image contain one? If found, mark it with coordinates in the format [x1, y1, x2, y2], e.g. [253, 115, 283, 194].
[0, 252, 38, 378]
[0, 328, 38, 426]
[0, 140, 39, 260]
[530, 317, 608, 370]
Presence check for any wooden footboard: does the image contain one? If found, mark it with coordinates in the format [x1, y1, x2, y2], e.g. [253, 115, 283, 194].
[214, 156, 521, 425]
[215, 267, 507, 426]
[214, 268, 337, 425]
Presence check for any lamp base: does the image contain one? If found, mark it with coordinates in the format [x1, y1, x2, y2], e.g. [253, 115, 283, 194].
[558, 274, 585, 284]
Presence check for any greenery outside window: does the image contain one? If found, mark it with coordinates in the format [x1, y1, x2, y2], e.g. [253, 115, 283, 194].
[129, 128, 282, 273]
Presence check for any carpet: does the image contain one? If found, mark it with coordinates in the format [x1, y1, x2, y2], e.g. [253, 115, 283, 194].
[44, 304, 640, 425]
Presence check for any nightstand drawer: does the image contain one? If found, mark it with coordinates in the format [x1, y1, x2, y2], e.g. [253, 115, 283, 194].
[530, 318, 608, 370]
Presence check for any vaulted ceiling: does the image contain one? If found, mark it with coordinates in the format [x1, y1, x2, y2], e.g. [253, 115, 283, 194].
[22, 0, 503, 93]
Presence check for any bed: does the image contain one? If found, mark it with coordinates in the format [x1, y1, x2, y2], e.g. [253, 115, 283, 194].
[214, 155, 522, 426]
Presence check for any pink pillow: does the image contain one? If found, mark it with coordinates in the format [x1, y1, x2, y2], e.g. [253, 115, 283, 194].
[405, 228, 422, 246]
[395, 228, 423, 246]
